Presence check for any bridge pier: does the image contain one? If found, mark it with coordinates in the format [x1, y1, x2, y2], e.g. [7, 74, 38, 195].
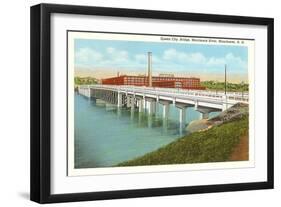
[87, 86, 91, 98]
[126, 95, 135, 108]
[117, 92, 123, 107]
[87, 87, 92, 98]
[175, 103, 192, 135]
[198, 109, 209, 119]
[125, 95, 136, 120]
[136, 98, 144, 113]
[131, 105, 135, 120]
[145, 98, 156, 115]
[141, 99, 145, 113]
[195, 106, 221, 119]
[179, 108, 186, 125]
[159, 100, 171, 119]
[130, 97, 135, 112]
[175, 103, 192, 126]
[172, 98, 176, 106]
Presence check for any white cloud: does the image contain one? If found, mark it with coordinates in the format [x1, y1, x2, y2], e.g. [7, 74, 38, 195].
[206, 52, 247, 72]
[207, 57, 225, 66]
[75, 47, 247, 74]
[75, 48, 103, 64]
[106, 47, 115, 54]
[162, 49, 246, 72]
[135, 53, 162, 64]
[76, 47, 131, 67]
[163, 48, 206, 64]
[135, 54, 146, 63]
[225, 53, 247, 68]
[106, 47, 128, 63]
[163, 48, 178, 60]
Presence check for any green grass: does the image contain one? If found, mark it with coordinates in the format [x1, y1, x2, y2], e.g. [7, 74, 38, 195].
[74, 76, 98, 85]
[117, 114, 248, 166]
[201, 81, 248, 92]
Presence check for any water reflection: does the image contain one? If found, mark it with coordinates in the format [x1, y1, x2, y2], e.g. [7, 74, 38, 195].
[162, 118, 168, 133]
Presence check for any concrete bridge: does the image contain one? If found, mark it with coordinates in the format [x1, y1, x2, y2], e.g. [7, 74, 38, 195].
[77, 84, 248, 125]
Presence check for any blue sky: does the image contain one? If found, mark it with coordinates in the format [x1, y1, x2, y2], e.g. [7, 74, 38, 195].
[74, 38, 248, 81]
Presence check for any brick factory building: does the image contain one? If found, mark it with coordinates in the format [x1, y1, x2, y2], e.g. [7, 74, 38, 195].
[101, 52, 205, 90]
[102, 75, 206, 90]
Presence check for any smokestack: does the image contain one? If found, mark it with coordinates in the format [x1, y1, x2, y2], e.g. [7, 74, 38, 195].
[117, 71, 120, 77]
[148, 52, 152, 87]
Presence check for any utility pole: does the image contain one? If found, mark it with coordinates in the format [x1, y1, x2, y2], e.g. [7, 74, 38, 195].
[148, 52, 152, 87]
[224, 64, 227, 95]
[241, 81, 244, 99]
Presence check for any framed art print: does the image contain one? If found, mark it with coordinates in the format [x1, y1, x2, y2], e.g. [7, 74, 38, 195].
[30, 3, 274, 203]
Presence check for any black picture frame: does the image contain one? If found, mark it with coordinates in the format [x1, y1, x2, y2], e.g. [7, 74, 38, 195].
[30, 3, 274, 204]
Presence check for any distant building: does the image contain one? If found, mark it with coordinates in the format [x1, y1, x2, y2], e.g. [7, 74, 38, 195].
[102, 75, 206, 90]
[102, 52, 205, 90]
[159, 73, 174, 77]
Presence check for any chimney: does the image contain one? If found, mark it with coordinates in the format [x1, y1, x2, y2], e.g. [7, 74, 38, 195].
[148, 52, 152, 87]
[117, 71, 120, 77]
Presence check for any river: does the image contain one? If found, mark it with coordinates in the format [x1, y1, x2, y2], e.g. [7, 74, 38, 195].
[74, 93, 218, 168]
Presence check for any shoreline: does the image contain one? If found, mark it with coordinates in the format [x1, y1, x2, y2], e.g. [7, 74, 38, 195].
[117, 103, 249, 167]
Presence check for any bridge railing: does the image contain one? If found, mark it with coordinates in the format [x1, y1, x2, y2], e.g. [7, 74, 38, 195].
[84, 84, 249, 103]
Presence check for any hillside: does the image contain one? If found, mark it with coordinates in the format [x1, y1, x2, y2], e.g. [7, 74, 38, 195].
[117, 103, 249, 166]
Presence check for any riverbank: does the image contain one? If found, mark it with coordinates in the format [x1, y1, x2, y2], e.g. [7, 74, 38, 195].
[117, 103, 249, 167]
[187, 102, 249, 133]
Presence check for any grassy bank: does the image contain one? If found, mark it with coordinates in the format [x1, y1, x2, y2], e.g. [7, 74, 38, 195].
[118, 114, 248, 167]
